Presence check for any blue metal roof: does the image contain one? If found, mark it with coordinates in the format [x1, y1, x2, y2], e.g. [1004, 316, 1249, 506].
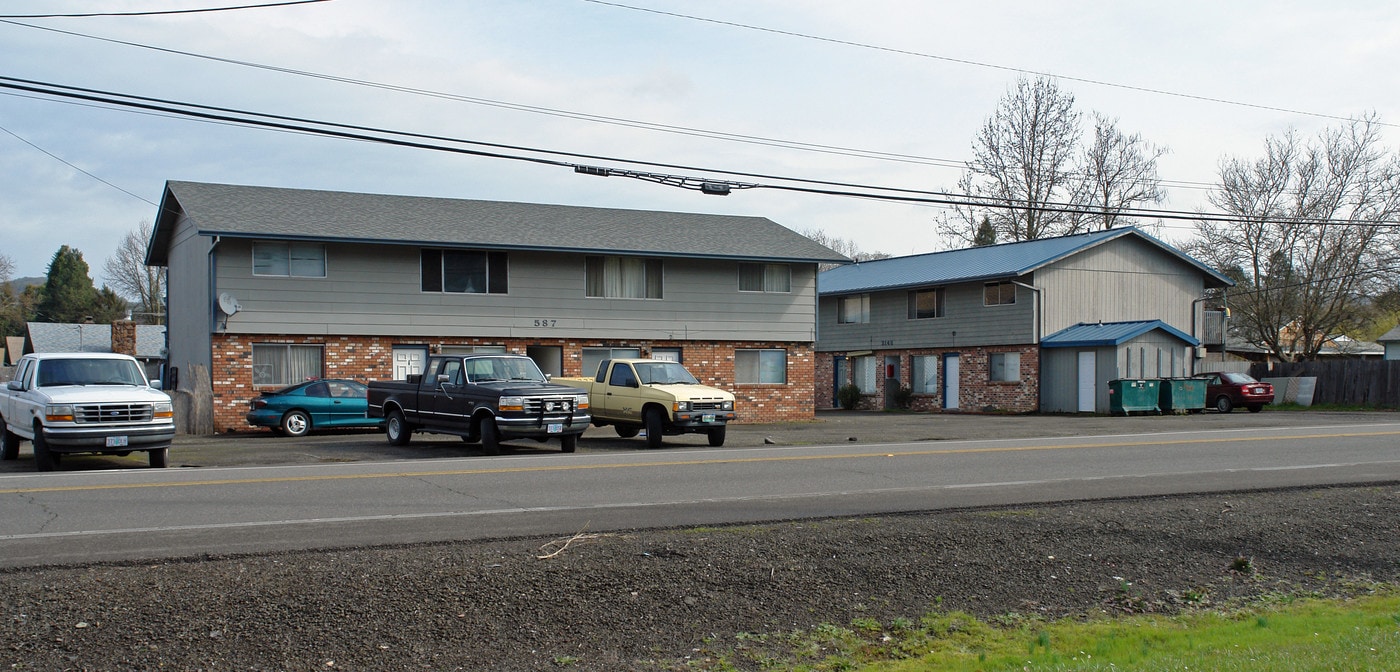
[1041, 320, 1198, 348]
[818, 227, 1233, 295]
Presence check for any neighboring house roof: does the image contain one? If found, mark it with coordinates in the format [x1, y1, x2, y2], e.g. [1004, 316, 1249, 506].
[25, 322, 167, 358]
[147, 181, 850, 266]
[1041, 320, 1199, 348]
[817, 227, 1233, 296]
[1377, 325, 1400, 343]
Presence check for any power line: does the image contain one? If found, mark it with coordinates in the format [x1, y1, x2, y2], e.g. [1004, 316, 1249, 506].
[0, 120, 154, 204]
[0, 0, 330, 19]
[583, 0, 1395, 130]
[5, 74, 1395, 228]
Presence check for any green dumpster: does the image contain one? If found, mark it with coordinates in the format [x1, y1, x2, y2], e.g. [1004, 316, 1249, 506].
[1159, 377, 1206, 413]
[1108, 379, 1160, 415]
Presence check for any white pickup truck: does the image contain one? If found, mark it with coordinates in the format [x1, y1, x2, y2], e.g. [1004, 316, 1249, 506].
[0, 352, 176, 470]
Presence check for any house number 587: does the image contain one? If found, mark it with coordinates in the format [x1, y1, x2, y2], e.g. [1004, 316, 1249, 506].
[533, 319, 557, 327]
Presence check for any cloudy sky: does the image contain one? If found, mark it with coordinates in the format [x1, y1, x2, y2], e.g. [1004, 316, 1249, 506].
[1, 0, 1397, 287]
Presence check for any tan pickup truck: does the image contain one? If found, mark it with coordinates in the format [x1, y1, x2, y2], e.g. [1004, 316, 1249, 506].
[557, 359, 736, 448]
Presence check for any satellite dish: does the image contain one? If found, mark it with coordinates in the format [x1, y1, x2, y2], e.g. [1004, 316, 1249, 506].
[217, 292, 242, 316]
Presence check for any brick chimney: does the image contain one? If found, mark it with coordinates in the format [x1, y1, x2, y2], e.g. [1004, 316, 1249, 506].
[111, 320, 137, 356]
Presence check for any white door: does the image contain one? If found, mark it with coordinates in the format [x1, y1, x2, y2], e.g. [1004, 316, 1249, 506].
[1077, 351, 1096, 412]
[942, 354, 960, 410]
[393, 347, 426, 380]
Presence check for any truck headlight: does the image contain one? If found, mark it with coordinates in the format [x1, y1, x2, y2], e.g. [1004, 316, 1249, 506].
[722, 400, 734, 411]
[154, 401, 174, 419]
[499, 396, 524, 412]
[673, 401, 690, 412]
[575, 394, 589, 410]
[45, 404, 74, 422]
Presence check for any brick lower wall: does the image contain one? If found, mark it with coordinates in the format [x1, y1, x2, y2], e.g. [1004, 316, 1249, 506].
[210, 334, 814, 433]
[815, 345, 1041, 413]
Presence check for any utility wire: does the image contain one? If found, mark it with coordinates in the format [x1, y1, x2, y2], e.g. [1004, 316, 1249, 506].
[584, 0, 1394, 130]
[0, 0, 330, 19]
[0, 120, 154, 204]
[4, 74, 1394, 228]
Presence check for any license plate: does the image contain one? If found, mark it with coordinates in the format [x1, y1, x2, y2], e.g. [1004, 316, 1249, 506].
[547, 423, 564, 434]
[702, 414, 716, 423]
[105, 436, 129, 448]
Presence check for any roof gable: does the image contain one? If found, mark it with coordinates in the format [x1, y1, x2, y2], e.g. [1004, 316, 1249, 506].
[147, 181, 849, 266]
[818, 227, 1232, 295]
[1041, 320, 1199, 348]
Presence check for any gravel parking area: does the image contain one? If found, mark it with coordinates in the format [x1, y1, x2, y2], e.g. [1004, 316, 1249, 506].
[2, 411, 1398, 670]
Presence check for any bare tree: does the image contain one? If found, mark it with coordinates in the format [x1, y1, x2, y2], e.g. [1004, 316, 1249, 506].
[798, 228, 891, 271]
[941, 76, 1081, 245]
[103, 221, 166, 324]
[1073, 113, 1168, 231]
[1186, 115, 1400, 361]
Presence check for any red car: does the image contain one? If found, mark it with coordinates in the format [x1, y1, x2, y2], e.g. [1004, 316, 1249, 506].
[1194, 372, 1274, 413]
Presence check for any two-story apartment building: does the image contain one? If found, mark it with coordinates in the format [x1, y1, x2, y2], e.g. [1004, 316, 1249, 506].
[815, 227, 1233, 414]
[145, 181, 847, 433]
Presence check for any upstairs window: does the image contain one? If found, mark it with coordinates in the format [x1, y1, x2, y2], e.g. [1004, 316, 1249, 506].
[984, 281, 1017, 306]
[253, 242, 326, 278]
[738, 263, 791, 293]
[421, 250, 508, 294]
[837, 294, 870, 324]
[908, 288, 945, 319]
[586, 256, 662, 299]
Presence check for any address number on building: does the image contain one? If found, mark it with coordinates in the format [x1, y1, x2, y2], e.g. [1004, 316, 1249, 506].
[533, 319, 557, 327]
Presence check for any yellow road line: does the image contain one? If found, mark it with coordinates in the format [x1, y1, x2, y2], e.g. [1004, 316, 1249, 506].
[2, 429, 1397, 495]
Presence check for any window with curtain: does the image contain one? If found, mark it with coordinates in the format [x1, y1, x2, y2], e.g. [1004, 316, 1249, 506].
[989, 352, 1020, 382]
[837, 294, 870, 324]
[984, 281, 1016, 306]
[585, 256, 662, 299]
[851, 355, 877, 393]
[735, 349, 786, 384]
[908, 288, 945, 319]
[738, 263, 791, 293]
[420, 250, 508, 294]
[253, 242, 326, 277]
[251, 344, 324, 386]
[911, 355, 937, 393]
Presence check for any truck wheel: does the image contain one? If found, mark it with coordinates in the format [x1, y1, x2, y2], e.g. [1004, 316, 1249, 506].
[615, 425, 640, 438]
[1215, 396, 1234, 413]
[32, 427, 57, 472]
[644, 409, 663, 449]
[480, 417, 502, 456]
[560, 433, 577, 453]
[148, 447, 169, 468]
[280, 410, 311, 437]
[707, 426, 726, 447]
[385, 410, 413, 446]
[1, 425, 19, 461]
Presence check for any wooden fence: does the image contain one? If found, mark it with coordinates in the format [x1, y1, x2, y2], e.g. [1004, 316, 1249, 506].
[1249, 359, 1400, 408]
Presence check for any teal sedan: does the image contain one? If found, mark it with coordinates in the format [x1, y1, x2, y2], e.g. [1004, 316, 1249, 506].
[245, 379, 382, 437]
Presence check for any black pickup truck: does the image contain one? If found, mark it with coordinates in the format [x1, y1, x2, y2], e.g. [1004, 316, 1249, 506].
[367, 354, 590, 454]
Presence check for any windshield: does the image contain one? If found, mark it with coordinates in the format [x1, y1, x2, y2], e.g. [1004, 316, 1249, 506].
[37, 358, 146, 387]
[634, 361, 700, 385]
[463, 356, 547, 384]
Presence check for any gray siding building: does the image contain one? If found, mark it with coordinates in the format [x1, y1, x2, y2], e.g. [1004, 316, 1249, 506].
[815, 227, 1232, 414]
[146, 181, 847, 432]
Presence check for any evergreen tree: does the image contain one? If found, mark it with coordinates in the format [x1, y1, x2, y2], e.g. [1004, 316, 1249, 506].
[34, 246, 106, 323]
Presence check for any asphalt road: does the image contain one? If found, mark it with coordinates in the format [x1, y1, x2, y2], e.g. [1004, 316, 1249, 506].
[2, 410, 1397, 568]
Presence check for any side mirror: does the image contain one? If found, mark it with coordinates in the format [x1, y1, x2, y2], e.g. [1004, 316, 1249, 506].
[437, 374, 451, 383]
[545, 373, 552, 381]
[149, 379, 162, 390]
[6, 380, 20, 391]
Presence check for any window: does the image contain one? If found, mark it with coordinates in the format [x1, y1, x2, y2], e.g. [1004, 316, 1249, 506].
[989, 352, 1020, 382]
[984, 281, 1016, 306]
[912, 355, 937, 393]
[851, 355, 877, 393]
[252, 344, 323, 386]
[581, 347, 641, 379]
[738, 263, 791, 293]
[439, 345, 507, 355]
[253, 242, 325, 277]
[837, 294, 869, 324]
[908, 288, 945, 319]
[421, 250, 508, 294]
[650, 347, 682, 363]
[608, 363, 638, 388]
[586, 256, 662, 299]
[735, 349, 786, 384]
